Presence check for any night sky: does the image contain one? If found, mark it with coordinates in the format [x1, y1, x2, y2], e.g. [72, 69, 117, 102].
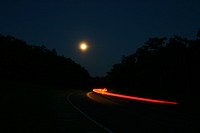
[1, 0, 200, 77]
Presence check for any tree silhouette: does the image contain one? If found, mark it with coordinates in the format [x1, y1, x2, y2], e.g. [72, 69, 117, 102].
[0, 35, 91, 89]
[105, 29, 200, 103]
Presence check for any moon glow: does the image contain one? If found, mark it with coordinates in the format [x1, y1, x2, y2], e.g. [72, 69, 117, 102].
[79, 42, 88, 51]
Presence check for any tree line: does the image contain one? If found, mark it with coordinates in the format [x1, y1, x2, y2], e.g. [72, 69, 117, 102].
[1, 29, 200, 104]
[0, 35, 90, 89]
[103, 29, 200, 103]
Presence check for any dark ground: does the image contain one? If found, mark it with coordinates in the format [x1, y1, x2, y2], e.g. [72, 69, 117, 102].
[1, 80, 199, 133]
[0, 81, 107, 133]
[69, 90, 200, 133]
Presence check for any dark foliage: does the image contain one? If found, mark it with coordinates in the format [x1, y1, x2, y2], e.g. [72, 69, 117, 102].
[105, 30, 200, 105]
[0, 35, 91, 89]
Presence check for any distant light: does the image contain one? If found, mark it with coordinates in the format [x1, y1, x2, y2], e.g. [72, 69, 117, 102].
[79, 42, 88, 51]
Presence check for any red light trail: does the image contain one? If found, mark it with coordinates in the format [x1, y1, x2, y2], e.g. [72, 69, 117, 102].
[93, 88, 178, 105]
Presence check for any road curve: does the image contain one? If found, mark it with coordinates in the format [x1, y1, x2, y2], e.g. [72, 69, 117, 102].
[67, 90, 197, 133]
[67, 92, 113, 133]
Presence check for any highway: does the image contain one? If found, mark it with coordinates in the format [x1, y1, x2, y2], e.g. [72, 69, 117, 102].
[67, 89, 198, 133]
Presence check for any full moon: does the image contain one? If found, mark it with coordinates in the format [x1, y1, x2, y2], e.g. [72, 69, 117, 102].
[79, 42, 88, 51]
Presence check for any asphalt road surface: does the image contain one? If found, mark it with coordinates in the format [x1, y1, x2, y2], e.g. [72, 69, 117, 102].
[67, 90, 199, 133]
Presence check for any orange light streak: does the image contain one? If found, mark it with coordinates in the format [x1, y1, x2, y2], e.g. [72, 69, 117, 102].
[93, 88, 178, 105]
